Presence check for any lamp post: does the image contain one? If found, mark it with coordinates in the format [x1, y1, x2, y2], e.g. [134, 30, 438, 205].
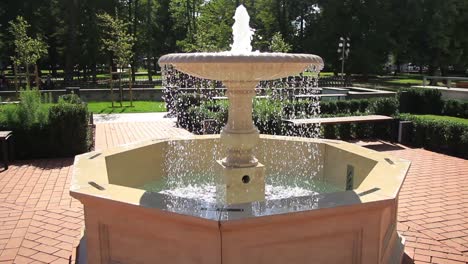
[337, 37, 351, 79]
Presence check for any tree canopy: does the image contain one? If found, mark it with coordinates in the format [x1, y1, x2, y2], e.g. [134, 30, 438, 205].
[0, 0, 467, 77]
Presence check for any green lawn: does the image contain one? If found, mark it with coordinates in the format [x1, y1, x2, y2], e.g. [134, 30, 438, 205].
[386, 78, 423, 85]
[87, 101, 166, 114]
[411, 114, 468, 125]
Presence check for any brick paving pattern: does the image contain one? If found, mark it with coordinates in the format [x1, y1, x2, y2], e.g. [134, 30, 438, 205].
[94, 120, 191, 150]
[0, 115, 466, 263]
[0, 159, 82, 264]
[359, 141, 468, 264]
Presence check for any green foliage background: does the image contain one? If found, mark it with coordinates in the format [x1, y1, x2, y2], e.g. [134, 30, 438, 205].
[1, 0, 467, 77]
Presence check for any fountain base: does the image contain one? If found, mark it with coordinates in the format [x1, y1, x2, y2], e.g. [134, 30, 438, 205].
[216, 161, 265, 204]
[71, 135, 410, 264]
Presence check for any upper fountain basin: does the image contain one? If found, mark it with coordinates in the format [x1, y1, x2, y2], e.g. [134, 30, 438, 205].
[158, 52, 324, 81]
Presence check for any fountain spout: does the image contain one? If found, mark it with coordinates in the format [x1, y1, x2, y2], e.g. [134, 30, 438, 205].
[230, 5, 254, 53]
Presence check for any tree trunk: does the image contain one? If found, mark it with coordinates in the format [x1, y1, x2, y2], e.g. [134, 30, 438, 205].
[146, 0, 152, 82]
[153, 57, 158, 77]
[119, 70, 123, 107]
[25, 64, 31, 88]
[129, 69, 133, 107]
[13, 62, 19, 95]
[395, 58, 401, 75]
[64, 0, 79, 84]
[147, 59, 153, 82]
[34, 64, 40, 89]
[109, 65, 114, 108]
[132, 0, 138, 82]
[92, 63, 97, 84]
[428, 64, 438, 86]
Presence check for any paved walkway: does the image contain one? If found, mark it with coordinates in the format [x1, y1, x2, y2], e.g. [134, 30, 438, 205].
[0, 159, 82, 264]
[0, 113, 466, 263]
[356, 141, 468, 264]
[93, 112, 170, 124]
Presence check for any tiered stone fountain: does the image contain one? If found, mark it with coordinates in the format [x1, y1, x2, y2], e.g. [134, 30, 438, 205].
[71, 5, 410, 264]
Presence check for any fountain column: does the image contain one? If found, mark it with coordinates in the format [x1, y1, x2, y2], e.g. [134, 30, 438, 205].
[216, 81, 265, 204]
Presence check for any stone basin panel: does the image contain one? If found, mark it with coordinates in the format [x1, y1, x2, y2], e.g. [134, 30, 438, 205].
[70, 135, 410, 264]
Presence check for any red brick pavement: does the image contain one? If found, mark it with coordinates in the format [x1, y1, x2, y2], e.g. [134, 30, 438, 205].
[0, 159, 82, 264]
[0, 118, 466, 264]
[94, 120, 191, 151]
[358, 141, 468, 264]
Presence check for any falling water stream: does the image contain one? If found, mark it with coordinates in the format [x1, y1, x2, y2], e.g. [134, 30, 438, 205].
[142, 5, 339, 204]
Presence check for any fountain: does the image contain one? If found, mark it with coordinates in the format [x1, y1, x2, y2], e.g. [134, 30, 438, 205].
[71, 5, 410, 264]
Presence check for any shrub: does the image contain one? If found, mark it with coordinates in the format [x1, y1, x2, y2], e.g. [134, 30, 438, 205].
[253, 99, 283, 135]
[318, 98, 398, 117]
[5, 88, 48, 129]
[175, 93, 204, 129]
[319, 100, 338, 115]
[338, 124, 352, 140]
[322, 124, 337, 139]
[58, 93, 83, 104]
[370, 97, 399, 116]
[1, 90, 91, 158]
[399, 114, 468, 158]
[443, 100, 468, 118]
[398, 88, 443, 114]
[186, 102, 228, 134]
[48, 102, 90, 156]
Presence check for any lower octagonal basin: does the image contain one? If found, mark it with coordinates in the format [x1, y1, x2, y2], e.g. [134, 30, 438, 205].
[71, 135, 410, 264]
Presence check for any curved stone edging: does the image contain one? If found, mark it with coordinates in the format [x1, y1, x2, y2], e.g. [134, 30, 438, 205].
[159, 52, 324, 70]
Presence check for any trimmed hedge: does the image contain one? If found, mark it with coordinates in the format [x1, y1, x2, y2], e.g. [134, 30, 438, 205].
[399, 114, 468, 158]
[176, 95, 398, 140]
[0, 90, 91, 159]
[283, 97, 398, 117]
[398, 88, 468, 118]
[398, 88, 444, 115]
[443, 99, 468, 118]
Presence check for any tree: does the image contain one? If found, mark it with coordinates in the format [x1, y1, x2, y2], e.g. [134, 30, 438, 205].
[8, 16, 48, 90]
[269, 32, 291, 52]
[303, 0, 392, 75]
[170, 0, 204, 51]
[189, 0, 236, 52]
[98, 12, 135, 107]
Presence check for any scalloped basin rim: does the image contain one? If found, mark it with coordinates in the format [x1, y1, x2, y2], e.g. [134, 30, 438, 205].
[158, 52, 324, 65]
[158, 53, 325, 80]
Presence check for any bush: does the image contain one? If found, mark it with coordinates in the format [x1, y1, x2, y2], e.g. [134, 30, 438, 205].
[253, 99, 284, 134]
[399, 114, 468, 158]
[398, 88, 443, 114]
[370, 97, 399, 116]
[186, 102, 228, 134]
[318, 98, 397, 117]
[1, 89, 91, 158]
[58, 93, 83, 104]
[5, 88, 48, 129]
[48, 102, 90, 156]
[443, 100, 468, 118]
[179, 97, 398, 140]
[175, 93, 204, 129]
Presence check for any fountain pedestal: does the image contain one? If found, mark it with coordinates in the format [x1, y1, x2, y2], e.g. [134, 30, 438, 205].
[216, 81, 265, 204]
[216, 162, 265, 204]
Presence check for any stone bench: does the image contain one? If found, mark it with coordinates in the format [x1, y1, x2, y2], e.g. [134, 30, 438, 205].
[283, 115, 394, 126]
[423, 76, 468, 88]
[283, 115, 396, 138]
[0, 131, 13, 170]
